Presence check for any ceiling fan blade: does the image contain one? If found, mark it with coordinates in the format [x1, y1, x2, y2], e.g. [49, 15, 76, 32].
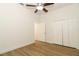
[34, 9, 38, 13]
[44, 3, 54, 6]
[43, 8, 48, 12]
[26, 4, 36, 7]
[19, 3, 24, 5]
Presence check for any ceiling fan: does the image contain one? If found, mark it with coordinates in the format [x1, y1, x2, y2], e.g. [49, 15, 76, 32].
[20, 3, 54, 13]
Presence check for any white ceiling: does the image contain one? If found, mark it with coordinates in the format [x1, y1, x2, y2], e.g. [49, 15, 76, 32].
[46, 3, 73, 10]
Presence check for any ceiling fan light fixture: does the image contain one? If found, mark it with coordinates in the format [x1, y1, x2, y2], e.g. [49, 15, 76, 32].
[36, 6, 43, 10]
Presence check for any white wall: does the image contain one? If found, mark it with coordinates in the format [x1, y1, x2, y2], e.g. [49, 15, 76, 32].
[0, 3, 36, 54]
[40, 4, 79, 49]
[41, 3, 79, 23]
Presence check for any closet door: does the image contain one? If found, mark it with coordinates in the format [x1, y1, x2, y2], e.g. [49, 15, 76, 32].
[45, 23, 55, 43]
[68, 20, 79, 49]
[46, 21, 62, 45]
[62, 20, 70, 46]
[46, 20, 79, 49]
[53, 21, 62, 45]
[52, 21, 63, 45]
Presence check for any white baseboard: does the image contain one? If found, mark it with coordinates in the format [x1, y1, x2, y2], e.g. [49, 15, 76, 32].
[0, 41, 35, 54]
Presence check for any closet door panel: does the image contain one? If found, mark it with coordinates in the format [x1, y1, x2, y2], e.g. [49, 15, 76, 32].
[46, 22, 62, 45]
[68, 20, 79, 49]
[51, 22, 58, 44]
[62, 20, 70, 46]
[56, 22, 63, 45]
[45, 23, 54, 43]
[52, 22, 62, 45]
[46, 23, 58, 44]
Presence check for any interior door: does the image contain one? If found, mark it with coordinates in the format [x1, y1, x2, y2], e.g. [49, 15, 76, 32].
[35, 23, 45, 42]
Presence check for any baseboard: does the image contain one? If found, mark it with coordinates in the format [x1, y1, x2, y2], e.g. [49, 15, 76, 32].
[0, 41, 35, 54]
[36, 40, 46, 42]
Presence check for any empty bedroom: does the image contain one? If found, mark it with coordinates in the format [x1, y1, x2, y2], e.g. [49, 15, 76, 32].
[0, 3, 79, 56]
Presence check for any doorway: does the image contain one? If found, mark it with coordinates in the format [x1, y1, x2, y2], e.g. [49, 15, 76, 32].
[34, 22, 46, 42]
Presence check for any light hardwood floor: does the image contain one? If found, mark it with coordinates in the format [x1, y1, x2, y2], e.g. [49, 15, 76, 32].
[0, 41, 79, 56]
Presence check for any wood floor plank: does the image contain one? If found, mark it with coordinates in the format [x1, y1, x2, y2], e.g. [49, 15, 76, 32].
[38, 41, 79, 55]
[0, 41, 79, 56]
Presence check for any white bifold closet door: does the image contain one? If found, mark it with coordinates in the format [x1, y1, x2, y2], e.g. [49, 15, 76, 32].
[52, 20, 70, 46]
[52, 21, 63, 45]
[59, 20, 79, 49]
[46, 21, 63, 45]
[62, 20, 70, 47]
[46, 20, 79, 49]
[68, 20, 79, 49]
